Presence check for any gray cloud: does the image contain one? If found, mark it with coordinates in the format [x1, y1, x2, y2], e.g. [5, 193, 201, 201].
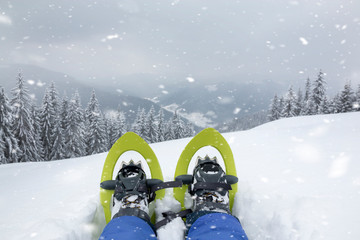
[0, 0, 359, 89]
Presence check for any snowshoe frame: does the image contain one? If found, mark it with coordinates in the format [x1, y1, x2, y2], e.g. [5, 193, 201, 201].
[100, 132, 164, 224]
[174, 128, 238, 211]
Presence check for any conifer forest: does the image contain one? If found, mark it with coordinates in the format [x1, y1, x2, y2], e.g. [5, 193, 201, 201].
[0, 73, 195, 164]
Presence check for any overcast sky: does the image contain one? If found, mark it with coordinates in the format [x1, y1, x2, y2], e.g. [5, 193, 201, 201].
[0, 0, 359, 89]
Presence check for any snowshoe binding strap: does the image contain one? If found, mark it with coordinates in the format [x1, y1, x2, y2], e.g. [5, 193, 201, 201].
[148, 180, 183, 202]
[143, 179, 181, 202]
[101, 179, 182, 192]
[154, 209, 193, 230]
[113, 161, 149, 202]
[189, 181, 232, 195]
[113, 206, 152, 224]
[150, 180, 183, 193]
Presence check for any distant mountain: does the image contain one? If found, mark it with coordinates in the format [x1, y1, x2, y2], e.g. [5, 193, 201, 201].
[90, 74, 285, 128]
[0, 64, 174, 123]
[100, 77, 284, 128]
[157, 80, 283, 127]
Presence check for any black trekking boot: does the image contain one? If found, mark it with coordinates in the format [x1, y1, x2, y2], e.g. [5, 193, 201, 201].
[191, 155, 235, 214]
[111, 160, 151, 224]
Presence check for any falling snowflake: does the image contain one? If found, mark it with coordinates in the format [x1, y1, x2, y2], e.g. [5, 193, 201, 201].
[233, 108, 241, 114]
[186, 77, 195, 83]
[299, 37, 309, 45]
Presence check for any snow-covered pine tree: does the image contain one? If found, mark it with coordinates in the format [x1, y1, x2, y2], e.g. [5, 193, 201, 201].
[63, 91, 86, 158]
[118, 111, 127, 138]
[331, 94, 342, 114]
[268, 94, 281, 121]
[60, 94, 69, 135]
[304, 77, 311, 103]
[31, 104, 44, 161]
[295, 88, 303, 116]
[109, 107, 120, 145]
[0, 130, 5, 164]
[49, 120, 66, 160]
[145, 106, 157, 143]
[0, 87, 20, 164]
[109, 107, 127, 145]
[49, 82, 60, 118]
[59, 94, 70, 158]
[108, 117, 118, 147]
[73, 91, 87, 156]
[278, 96, 285, 118]
[85, 90, 107, 155]
[339, 82, 355, 113]
[131, 107, 141, 134]
[311, 70, 327, 114]
[184, 122, 195, 138]
[303, 98, 315, 115]
[103, 115, 111, 150]
[10, 72, 41, 162]
[301, 77, 312, 115]
[281, 86, 297, 118]
[319, 95, 330, 114]
[132, 108, 147, 140]
[139, 109, 147, 139]
[156, 108, 165, 142]
[163, 120, 173, 141]
[40, 89, 56, 161]
[355, 84, 360, 111]
[327, 97, 336, 114]
[48, 82, 61, 153]
[169, 111, 184, 139]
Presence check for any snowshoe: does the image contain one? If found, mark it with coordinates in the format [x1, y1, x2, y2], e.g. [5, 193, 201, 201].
[173, 128, 238, 212]
[100, 132, 165, 224]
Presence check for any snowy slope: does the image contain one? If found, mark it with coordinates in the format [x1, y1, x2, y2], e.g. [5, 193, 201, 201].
[0, 112, 359, 240]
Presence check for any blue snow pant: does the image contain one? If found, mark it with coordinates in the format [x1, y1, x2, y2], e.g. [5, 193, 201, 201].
[99, 213, 248, 240]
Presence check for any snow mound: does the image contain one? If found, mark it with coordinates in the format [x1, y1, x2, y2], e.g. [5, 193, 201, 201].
[0, 112, 359, 240]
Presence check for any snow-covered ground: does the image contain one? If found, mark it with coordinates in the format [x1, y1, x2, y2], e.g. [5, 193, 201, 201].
[1, 112, 359, 240]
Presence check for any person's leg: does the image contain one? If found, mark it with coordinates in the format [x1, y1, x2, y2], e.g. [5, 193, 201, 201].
[187, 212, 248, 240]
[99, 216, 156, 240]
